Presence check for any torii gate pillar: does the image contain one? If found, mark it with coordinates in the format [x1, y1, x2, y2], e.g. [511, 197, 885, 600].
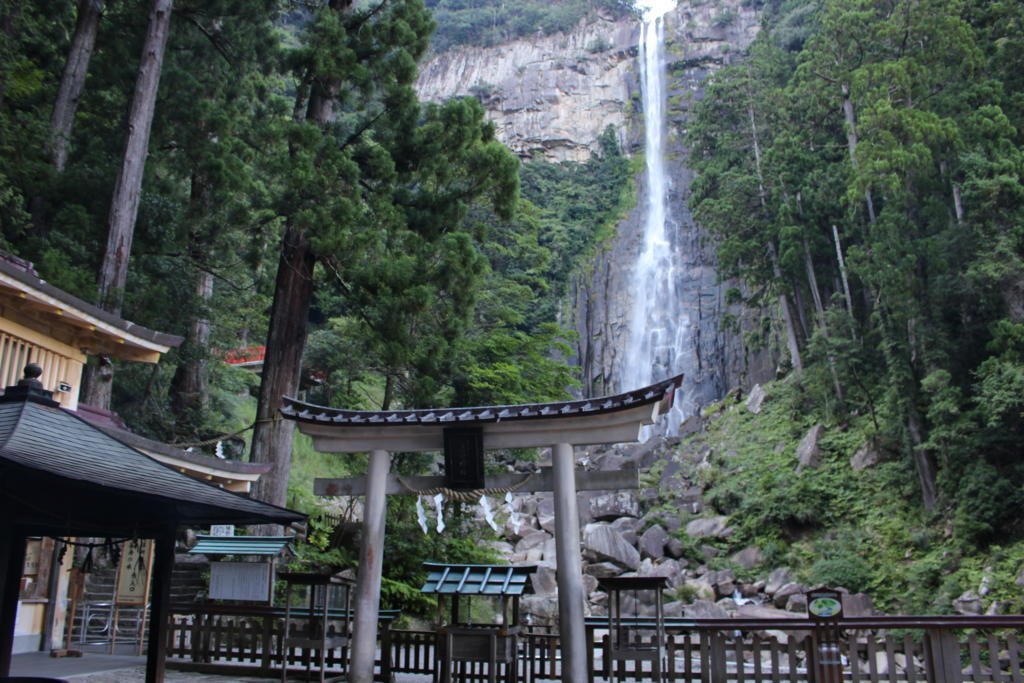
[349, 449, 390, 683]
[552, 441, 586, 681]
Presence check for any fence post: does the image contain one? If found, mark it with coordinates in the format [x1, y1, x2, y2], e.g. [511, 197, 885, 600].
[924, 628, 961, 683]
[708, 633, 727, 683]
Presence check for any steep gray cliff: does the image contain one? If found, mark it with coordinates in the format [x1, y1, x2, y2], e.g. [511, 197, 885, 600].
[416, 0, 777, 405]
[417, 11, 638, 162]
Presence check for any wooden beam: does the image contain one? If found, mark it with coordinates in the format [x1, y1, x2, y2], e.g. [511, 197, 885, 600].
[0, 526, 26, 676]
[297, 402, 664, 453]
[144, 526, 176, 683]
[314, 467, 639, 497]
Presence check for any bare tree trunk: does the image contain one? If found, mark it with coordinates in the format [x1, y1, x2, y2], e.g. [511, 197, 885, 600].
[95, 0, 173, 315]
[908, 408, 938, 511]
[50, 0, 104, 172]
[170, 269, 213, 431]
[82, 0, 172, 411]
[249, 226, 316, 509]
[768, 242, 803, 372]
[831, 225, 856, 329]
[841, 83, 877, 225]
[749, 107, 803, 371]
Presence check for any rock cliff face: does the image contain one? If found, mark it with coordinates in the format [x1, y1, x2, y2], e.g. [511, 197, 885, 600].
[417, 12, 638, 162]
[416, 0, 776, 404]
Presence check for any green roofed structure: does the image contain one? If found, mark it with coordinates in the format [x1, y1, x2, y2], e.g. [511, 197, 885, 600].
[0, 366, 304, 682]
[189, 536, 293, 556]
[421, 563, 535, 597]
[420, 563, 538, 683]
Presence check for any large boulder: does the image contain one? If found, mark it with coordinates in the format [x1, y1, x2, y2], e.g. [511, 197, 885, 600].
[745, 384, 767, 414]
[610, 517, 643, 546]
[514, 529, 551, 555]
[706, 569, 736, 599]
[639, 524, 669, 559]
[730, 546, 765, 571]
[737, 604, 803, 620]
[520, 596, 559, 623]
[796, 424, 825, 469]
[536, 496, 556, 534]
[683, 600, 731, 619]
[850, 440, 883, 471]
[765, 567, 795, 595]
[586, 491, 640, 521]
[842, 592, 876, 617]
[686, 516, 733, 539]
[531, 564, 558, 596]
[585, 561, 624, 579]
[773, 582, 808, 609]
[583, 523, 641, 571]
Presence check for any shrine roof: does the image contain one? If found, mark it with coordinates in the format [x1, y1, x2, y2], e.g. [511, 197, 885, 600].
[283, 374, 683, 451]
[421, 563, 537, 596]
[0, 386, 304, 534]
[282, 374, 682, 428]
[0, 253, 182, 359]
[189, 535, 293, 556]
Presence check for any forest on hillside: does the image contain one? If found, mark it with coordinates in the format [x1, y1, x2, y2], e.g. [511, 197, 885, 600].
[2, 0, 1023, 614]
[0, 0, 638, 603]
[680, 0, 1024, 609]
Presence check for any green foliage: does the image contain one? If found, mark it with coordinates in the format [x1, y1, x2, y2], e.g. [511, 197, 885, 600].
[424, 0, 638, 53]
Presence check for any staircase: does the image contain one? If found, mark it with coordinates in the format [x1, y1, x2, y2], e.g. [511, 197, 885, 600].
[69, 552, 208, 648]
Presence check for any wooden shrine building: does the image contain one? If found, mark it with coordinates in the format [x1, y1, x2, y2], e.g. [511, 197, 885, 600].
[0, 368, 304, 682]
[282, 373, 683, 683]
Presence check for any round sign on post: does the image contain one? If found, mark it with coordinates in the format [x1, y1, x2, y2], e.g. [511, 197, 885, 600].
[807, 587, 844, 683]
[807, 588, 844, 619]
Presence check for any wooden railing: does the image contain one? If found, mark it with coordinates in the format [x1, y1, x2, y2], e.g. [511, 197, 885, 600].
[165, 607, 1024, 682]
[164, 603, 398, 680]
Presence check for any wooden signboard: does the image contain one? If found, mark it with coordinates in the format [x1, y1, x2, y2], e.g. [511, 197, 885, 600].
[116, 539, 154, 606]
[209, 562, 272, 602]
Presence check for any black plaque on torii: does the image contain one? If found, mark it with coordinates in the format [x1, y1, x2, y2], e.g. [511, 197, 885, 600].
[443, 427, 485, 490]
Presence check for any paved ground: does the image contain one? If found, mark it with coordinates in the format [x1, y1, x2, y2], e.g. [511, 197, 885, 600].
[10, 651, 433, 682]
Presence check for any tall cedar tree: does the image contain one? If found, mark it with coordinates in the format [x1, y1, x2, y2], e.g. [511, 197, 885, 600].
[250, 0, 518, 509]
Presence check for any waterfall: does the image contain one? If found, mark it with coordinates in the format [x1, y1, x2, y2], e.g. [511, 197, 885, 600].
[622, 1, 688, 433]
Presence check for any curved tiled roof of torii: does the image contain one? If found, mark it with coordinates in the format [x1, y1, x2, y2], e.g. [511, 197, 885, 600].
[282, 373, 683, 427]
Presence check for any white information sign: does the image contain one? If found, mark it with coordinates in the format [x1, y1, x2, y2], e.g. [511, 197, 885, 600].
[209, 562, 271, 602]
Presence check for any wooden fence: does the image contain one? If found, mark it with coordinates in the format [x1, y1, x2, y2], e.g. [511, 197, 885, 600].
[163, 607, 1024, 682]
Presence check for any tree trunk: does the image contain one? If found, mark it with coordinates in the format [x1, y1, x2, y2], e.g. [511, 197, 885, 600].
[50, 0, 103, 172]
[748, 107, 803, 372]
[908, 408, 938, 511]
[82, 0, 172, 412]
[170, 269, 212, 433]
[95, 0, 173, 315]
[248, 0, 350, 510]
[767, 242, 803, 372]
[0, 2, 22, 109]
[249, 226, 316, 509]
[841, 83, 877, 225]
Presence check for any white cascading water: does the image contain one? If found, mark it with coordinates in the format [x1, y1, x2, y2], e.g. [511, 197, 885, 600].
[622, 0, 688, 434]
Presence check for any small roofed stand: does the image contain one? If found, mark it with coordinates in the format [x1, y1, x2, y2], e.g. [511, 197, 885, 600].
[188, 535, 294, 603]
[0, 364, 304, 683]
[278, 572, 354, 683]
[421, 563, 537, 683]
[597, 576, 668, 683]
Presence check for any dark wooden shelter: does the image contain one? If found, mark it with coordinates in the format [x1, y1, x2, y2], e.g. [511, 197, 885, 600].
[0, 367, 304, 682]
[420, 563, 537, 683]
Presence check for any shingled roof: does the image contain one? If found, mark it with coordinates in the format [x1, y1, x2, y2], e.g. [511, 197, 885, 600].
[0, 384, 303, 535]
[282, 374, 683, 427]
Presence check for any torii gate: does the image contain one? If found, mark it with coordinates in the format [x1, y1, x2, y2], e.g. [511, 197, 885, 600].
[281, 373, 682, 683]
